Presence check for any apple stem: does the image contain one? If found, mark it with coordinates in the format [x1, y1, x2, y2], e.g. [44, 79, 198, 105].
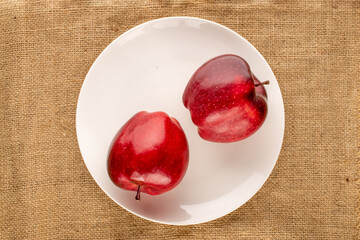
[255, 80, 270, 87]
[135, 185, 141, 201]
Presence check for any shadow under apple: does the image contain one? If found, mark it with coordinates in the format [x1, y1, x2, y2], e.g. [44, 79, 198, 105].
[119, 192, 191, 223]
[169, 115, 276, 207]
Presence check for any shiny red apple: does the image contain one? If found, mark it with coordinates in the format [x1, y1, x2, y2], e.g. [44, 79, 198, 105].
[108, 111, 189, 200]
[183, 54, 269, 143]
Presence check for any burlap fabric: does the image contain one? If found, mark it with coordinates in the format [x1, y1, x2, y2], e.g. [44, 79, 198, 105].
[1, 1, 359, 239]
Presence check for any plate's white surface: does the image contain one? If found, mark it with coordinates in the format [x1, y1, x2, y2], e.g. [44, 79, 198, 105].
[76, 17, 284, 225]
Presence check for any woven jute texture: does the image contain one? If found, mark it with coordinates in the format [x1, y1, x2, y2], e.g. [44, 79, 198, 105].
[1, 1, 359, 239]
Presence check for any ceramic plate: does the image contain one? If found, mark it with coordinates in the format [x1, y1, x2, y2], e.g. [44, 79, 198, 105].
[76, 17, 284, 225]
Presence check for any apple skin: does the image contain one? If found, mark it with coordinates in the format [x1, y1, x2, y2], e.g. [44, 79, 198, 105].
[108, 111, 189, 198]
[183, 54, 268, 143]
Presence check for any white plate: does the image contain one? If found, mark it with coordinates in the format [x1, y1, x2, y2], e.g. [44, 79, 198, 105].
[76, 17, 284, 225]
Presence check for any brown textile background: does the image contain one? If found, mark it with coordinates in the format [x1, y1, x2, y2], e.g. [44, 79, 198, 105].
[1, 1, 359, 239]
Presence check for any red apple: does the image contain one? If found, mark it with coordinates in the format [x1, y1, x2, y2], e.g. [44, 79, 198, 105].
[183, 54, 269, 143]
[108, 111, 189, 200]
